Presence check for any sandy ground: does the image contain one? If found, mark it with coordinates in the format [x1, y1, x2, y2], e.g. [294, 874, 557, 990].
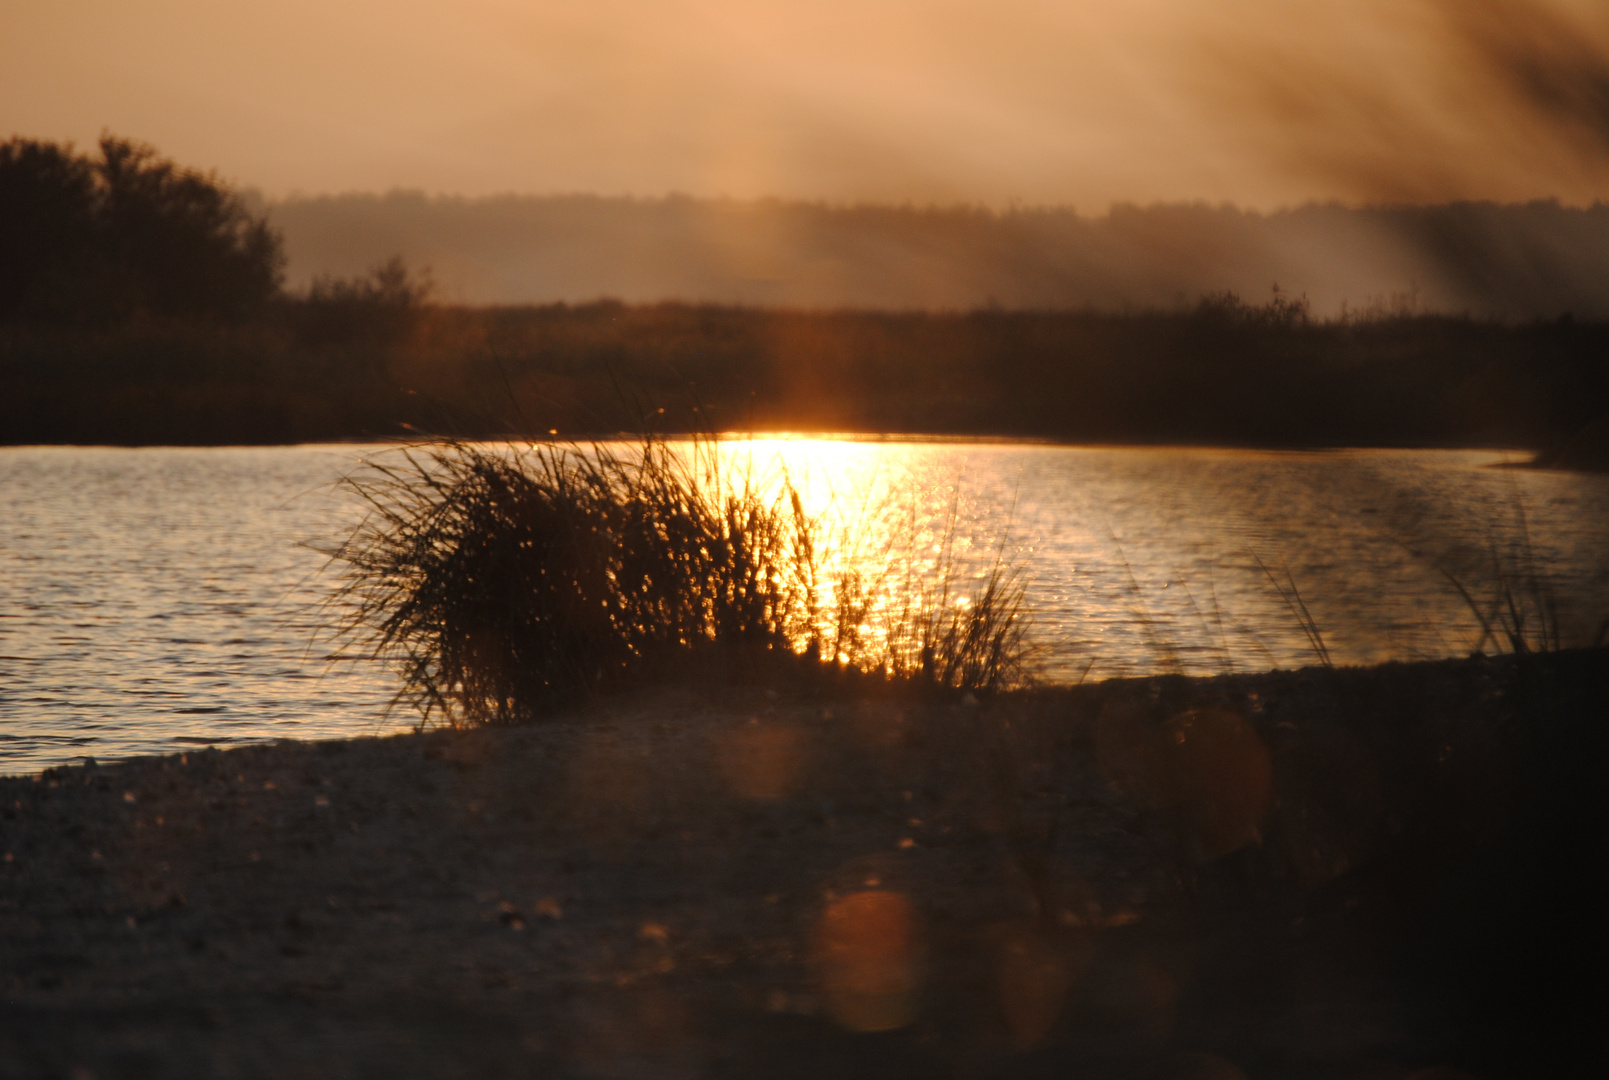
[2, 652, 1605, 1079]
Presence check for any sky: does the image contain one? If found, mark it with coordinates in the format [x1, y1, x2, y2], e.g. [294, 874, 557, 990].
[5, 0, 1609, 210]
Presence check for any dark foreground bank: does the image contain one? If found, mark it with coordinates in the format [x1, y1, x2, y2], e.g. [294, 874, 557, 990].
[2, 650, 1605, 1079]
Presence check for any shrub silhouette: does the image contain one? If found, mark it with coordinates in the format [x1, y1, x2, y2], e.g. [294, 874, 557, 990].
[293, 256, 432, 348]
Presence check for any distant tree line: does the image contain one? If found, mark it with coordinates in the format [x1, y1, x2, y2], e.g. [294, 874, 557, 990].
[0, 135, 282, 324]
[268, 189, 1609, 320]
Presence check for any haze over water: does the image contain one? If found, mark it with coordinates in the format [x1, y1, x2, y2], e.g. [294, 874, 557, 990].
[3, 441, 1605, 775]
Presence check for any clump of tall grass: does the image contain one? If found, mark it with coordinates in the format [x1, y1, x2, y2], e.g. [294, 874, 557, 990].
[1397, 490, 1566, 657]
[326, 436, 1032, 725]
[821, 542, 1031, 693]
[1438, 537, 1562, 656]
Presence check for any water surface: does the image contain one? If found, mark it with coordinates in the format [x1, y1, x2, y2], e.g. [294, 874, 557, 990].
[3, 442, 1606, 773]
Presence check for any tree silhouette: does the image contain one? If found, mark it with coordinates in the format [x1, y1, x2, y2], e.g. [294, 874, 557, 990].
[0, 138, 98, 322]
[0, 134, 283, 324]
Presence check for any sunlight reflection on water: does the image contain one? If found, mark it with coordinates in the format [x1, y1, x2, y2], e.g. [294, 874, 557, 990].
[710, 438, 1609, 681]
[1, 441, 1605, 773]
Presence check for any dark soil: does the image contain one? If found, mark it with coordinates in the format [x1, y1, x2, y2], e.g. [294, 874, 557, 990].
[3, 651, 1605, 1079]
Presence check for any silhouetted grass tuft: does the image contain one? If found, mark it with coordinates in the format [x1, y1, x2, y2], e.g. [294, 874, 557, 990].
[327, 436, 1032, 725]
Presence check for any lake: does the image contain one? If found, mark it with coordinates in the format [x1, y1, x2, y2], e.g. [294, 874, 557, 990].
[3, 441, 1607, 774]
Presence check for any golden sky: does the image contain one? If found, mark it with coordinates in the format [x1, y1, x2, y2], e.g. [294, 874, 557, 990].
[5, 0, 1608, 208]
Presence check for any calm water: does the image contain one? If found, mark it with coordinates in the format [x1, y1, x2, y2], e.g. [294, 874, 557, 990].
[3, 442, 1607, 774]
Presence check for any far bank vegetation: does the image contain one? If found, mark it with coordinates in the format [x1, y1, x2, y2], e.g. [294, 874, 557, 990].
[2, 135, 1605, 454]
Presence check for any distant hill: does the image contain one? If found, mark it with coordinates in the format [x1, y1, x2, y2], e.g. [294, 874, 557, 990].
[266, 194, 1609, 319]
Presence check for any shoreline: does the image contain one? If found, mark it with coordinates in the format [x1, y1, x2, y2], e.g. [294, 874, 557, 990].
[0, 433, 1556, 458]
[3, 650, 1606, 1077]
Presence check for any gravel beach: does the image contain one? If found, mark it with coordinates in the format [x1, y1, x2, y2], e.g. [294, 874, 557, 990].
[3, 652, 1604, 1079]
